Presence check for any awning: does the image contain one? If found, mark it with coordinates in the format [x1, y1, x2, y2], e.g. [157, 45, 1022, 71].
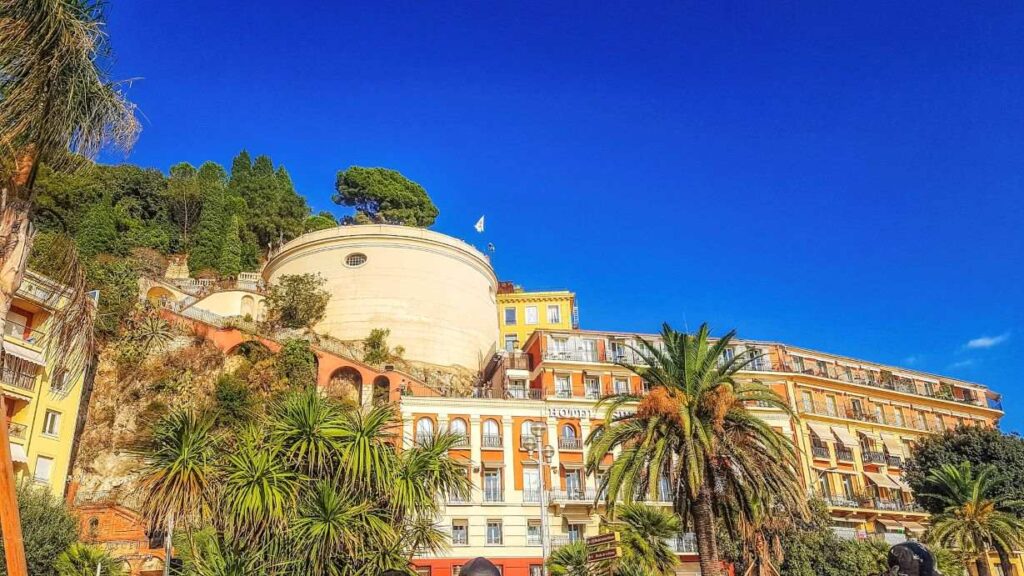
[812, 466, 857, 475]
[481, 460, 505, 469]
[864, 471, 901, 490]
[877, 518, 905, 531]
[889, 475, 913, 492]
[561, 461, 585, 470]
[880, 434, 904, 456]
[2, 342, 45, 367]
[561, 510, 592, 523]
[830, 426, 859, 448]
[8, 442, 27, 464]
[806, 422, 835, 443]
[902, 521, 928, 534]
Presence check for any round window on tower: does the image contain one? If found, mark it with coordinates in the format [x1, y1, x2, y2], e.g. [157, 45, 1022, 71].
[345, 253, 367, 268]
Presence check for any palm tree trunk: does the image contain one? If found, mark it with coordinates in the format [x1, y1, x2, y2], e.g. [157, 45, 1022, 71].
[0, 193, 33, 576]
[164, 513, 174, 576]
[977, 552, 992, 576]
[995, 543, 1016, 576]
[692, 484, 722, 576]
[967, 559, 981, 576]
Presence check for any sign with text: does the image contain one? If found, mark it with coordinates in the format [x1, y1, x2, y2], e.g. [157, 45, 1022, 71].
[586, 547, 621, 564]
[585, 533, 620, 547]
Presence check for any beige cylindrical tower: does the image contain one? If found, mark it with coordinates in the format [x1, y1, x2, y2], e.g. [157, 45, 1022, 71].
[262, 225, 498, 370]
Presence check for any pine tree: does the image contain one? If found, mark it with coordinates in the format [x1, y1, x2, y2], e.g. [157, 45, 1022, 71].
[76, 202, 120, 257]
[229, 150, 252, 184]
[189, 167, 232, 274]
[217, 216, 243, 276]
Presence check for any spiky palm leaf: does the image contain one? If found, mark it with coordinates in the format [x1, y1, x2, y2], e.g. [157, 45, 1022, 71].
[547, 540, 588, 576]
[220, 434, 301, 541]
[586, 323, 803, 575]
[271, 387, 348, 476]
[136, 408, 218, 530]
[54, 542, 126, 576]
[604, 503, 681, 576]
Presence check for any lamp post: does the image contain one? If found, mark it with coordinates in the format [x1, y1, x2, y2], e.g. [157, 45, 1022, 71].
[523, 423, 555, 576]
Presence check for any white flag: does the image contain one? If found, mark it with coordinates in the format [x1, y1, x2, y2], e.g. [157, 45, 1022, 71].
[474, 216, 485, 233]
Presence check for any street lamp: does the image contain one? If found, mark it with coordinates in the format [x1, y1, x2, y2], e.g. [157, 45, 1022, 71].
[523, 423, 555, 576]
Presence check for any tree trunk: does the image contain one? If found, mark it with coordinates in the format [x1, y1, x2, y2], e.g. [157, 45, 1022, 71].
[968, 559, 981, 576]
[0, 195, 33, 576]
[996, 543, 1016, 576]
[163, 513, 174, 576]
[692, 483, 721, 576]
[977, 552, 992, 576]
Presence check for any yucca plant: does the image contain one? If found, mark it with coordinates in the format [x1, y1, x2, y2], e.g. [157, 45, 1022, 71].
[54, 542, 126, 576]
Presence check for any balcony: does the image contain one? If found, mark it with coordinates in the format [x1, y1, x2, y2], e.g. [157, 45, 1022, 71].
[527, 533, 542, 546]
[448, 492, 471, 504]
[1, 363, 37, 391]
[549, 489, 597, 503]
[836, 446, 855, 462]
[3, 320, 45, 347]
[523, 490, 542, 503]
[886, 455, 903, 468]
[863, 451, 886, 464]
[824, 495, 860, 508]
[558, 437, 582, 450]
[506, 387, 541, 400]
[505, 352, 530, 371]
[666, 534, 698, 553]
[545, 349, 600, 363]
[811, 445, 831, 459]
[8, 422, 27, 440]
[482, 434, 503, 449]
[550, 535, 583, 549]
[585, 386, 601, 400]
[554, 387, 573, 399]
[451, 435, 469, 448]
[483, 488, 504, 503]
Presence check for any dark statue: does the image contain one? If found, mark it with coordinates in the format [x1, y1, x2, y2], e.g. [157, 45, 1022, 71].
[458, 558, 502, 576]
[885, 542, 942, 576]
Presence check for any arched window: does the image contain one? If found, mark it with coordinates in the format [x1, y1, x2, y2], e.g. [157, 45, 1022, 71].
[345, 253, 368, 267]
[521, 420, 537, 440]
[561, 424, 577, 439]
[450, 418, 468, 436]
[483, 419, 499, 436]
[416, 418, 434, 444]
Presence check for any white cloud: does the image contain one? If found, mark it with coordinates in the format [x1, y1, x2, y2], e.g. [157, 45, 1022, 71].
[948, 359, 976, 369]
[965, 332, 1011, 349]
[902, 355, 921, 366]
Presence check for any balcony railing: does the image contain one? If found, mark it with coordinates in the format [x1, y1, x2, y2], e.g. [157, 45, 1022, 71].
[666, 534, 698, 553]
[886, 455, 903, 467]
[549, 489, 597, 502]
[545, 349, 600, 363]
[8, 422, 27, 440]
[550, 535, 583, 548]
[1, 363, 37, 391]
[836, 446, 855, 461]
[3, 320, 45, 345]
[482, 434, 503, 449]
[523, 490, 542, 503]
[558, 437, 582, 450]
[483, 488, 504, 503]
[811, 445, 831, 459]
[823, 495, 860, 508]
[527, 533, 542, 546]
[506, 387, 542, 400]
[451, 435, 469, 448]
[448, 492, 471, 504]
[863, 451, 886, 464]
[554, 387, 573, 399]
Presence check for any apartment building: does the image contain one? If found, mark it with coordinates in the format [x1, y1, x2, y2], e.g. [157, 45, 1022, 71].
[402, 328, 1005, 576]
[2, 271, 92, 497]
[496, 282, 576, 354]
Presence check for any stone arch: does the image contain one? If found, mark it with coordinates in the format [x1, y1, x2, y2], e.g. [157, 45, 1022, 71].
[326, 366, 363, 404]
[146, 286, 175, 305]
[240, 295, 255, 318]
[372, 376, 391, 405]
[227, 340, 273, 362]
[256, 299, 268, 322]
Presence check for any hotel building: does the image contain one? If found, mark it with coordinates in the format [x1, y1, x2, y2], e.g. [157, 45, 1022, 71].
[127, 225, 1008, 575]
[3, 271, 92, 497]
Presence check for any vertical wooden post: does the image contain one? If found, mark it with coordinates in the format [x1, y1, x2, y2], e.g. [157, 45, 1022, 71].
[0, 395, 28, 576]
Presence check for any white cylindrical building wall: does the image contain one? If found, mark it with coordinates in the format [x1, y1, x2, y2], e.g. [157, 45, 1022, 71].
[262, 225, 499, 370]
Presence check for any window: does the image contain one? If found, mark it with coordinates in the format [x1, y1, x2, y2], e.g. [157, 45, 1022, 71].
[415, 418, 434, 444]
[841, 475, 855, 499]
[50, 369, 71, 393]
[825, 395, 838, 417]
[816, 360, 828, 376]
[415, 569, 431, 576]
[561, 425, 577, 439]
[34, 456, 53, 484]
[614, 377, 629, 395]
[451, 520, 468, 545]
[584, 376, 600, 399]
[850, 398, 864, 418]
[792, 356, 805, 373]
[547, 305, 560, 324]
[483, 419, 499, 436]
[344, 253, 367, 267]
[504, 335, 517, 352]
[915, 411, 926, 430]
[894, 408, 905, 427]
[801, 391, 813, 412]
[527, 520, 542, 546]
[486, 520, 503, 545]
[565, 469, 583, 496]
[521, 420, 539, 445]
[874, 404, 884, 423]
[42, 410, 60, 437]
[843, 366, 853, 381]
[816, 471, 830, 497]
[555, 374, 571, 398]
[504, 307, 517, 325]
[530, 566, 543, 576]
[523, 467, 541, 502]
[450, 418, 467, 437]
[567, 523, 583, 542]
[722, 348, 735, 363]
[525, 306, 538, 325]
[484, 470, 503, 502]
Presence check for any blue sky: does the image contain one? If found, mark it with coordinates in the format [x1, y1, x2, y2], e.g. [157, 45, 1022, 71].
[101, 1, 1022, 429]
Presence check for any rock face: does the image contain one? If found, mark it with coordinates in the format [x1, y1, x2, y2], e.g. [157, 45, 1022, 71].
[72, 334, 226, 507]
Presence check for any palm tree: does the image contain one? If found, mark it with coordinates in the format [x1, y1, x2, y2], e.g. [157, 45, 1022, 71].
[0, 4, 138, 571]
[55, 543, 126, 576]
[547, 540, 588, 576]
[136, 409, 218, 576]
[923, 462, 1024, 576]
[604, 503, 681, 576]
[586, 323, 804, 576]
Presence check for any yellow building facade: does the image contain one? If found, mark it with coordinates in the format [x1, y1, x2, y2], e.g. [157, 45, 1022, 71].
[3, 271, 91, 497]
[495, 283, 576, 353]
